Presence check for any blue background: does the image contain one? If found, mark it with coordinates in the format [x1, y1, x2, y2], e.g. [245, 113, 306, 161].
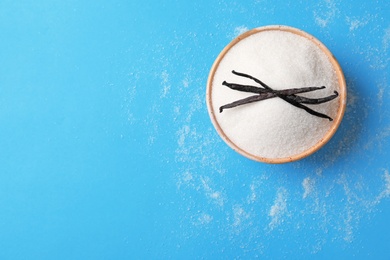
[0, 0, 389, 259]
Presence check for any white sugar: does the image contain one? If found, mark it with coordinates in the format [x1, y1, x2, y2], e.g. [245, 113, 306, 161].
[211, 30, 340, 159]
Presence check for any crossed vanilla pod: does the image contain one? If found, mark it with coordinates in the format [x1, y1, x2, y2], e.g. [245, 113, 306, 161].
[220, 70, 339, 121]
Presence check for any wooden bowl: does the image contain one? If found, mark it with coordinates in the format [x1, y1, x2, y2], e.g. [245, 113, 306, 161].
[206, 25, 347, 163]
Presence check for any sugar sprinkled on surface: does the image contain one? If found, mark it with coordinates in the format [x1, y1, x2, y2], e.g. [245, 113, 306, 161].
[377, 85, 385, 107]
[233, 25, 249, 38]
[200, 175, 225, 207]
[345, 15, 372, 32]
[195, 213, 213, 225]
[375, 170, 390, 204]
[211, 29, 340, 159]
[302, 177, 315, 199]
[383, 27, 390, 51]
[160, 70, 171, 98]
[232, 204, 250, 228]
[268, 187, 288, 230]
[313, 0, 338, 28]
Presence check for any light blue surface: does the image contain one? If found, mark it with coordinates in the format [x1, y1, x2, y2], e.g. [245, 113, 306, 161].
[0, 1, 389, 259]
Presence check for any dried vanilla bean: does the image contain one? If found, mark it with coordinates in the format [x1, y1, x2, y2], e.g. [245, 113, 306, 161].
[219, 88, 325, 112]
[220, 93, 274, 112]
[219, 70, 339, 121]
[222, 81, 326, 95]
[294, 91, 339, 104]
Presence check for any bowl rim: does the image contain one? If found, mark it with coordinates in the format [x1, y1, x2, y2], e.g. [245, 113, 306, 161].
[206, 25, 347, 164]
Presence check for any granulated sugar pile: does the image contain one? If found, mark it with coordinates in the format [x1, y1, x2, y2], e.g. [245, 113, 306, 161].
[210, 29, 341, 159]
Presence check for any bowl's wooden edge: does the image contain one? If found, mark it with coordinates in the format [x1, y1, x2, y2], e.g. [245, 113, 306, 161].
[206, 25, 347, 164]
